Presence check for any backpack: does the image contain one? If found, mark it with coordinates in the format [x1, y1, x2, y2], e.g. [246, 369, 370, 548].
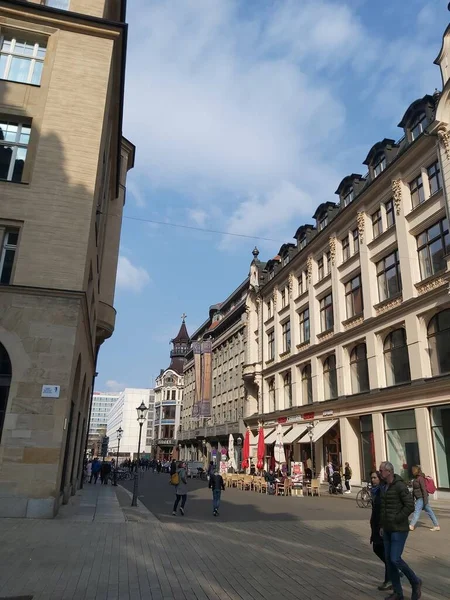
[170, 472, 179, 486]
[424, 475, 436, 494]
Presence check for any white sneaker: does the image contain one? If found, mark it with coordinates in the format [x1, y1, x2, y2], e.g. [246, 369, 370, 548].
[430, 526, 440, 531]
[344, 490, 351, 494]
[172, 511, 176, 516]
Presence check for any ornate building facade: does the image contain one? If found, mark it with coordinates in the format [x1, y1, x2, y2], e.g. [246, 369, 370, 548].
[243, 25, 450, 496]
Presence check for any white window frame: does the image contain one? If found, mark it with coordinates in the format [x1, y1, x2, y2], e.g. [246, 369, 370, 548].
[0, 228, 18, 284]
[0, 121, 31, 181]
[0, 34, 46, 85]
[43, 0, 71, 9]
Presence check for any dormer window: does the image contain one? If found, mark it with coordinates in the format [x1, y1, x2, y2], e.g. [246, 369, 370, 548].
[283, 255, 290, 266]
[318, 214, 328, 231]
[373, 154, 386, 178]
[411, 113, 427, 141]
[343, 187, 354, 207]
[299, 236, 307, 250]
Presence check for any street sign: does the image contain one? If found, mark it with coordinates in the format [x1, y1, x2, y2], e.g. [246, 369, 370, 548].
[41, 385, 60, 398]
[101, 436, 109, 458]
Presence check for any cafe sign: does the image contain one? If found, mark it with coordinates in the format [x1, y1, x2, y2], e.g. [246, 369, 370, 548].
[302, 412, 315, 420]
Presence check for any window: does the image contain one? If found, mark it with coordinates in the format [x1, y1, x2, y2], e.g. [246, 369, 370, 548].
[385, 410, 419, 481]
[345, 275, 363, 318]
[323, 355, 337, 400]
[299, 236, 307, 250]
[428, 310, 450, 376]
[43, 0, 71, 8]
[385, 199, 395, 229]
[299, 308, 310, 344]
[0, 121, 31, 182]
[267, 330, 275, 361]
[372, 209, 382, 238]
[326, 250, 331, 275]
[320, 293, 333, 332]
[377, 250, 401, 301]
[298, 273, 305, 295]
[343, 187, 354, 207]
[427, 161, 442, 196]
[383, 328, 411, 386]
[373, 154, 386, 178]
[431, 406, 450, 489]
[410, 174, 425, 208]
[352, 228, 359, 254]
[318, 214, 328, 231]
[0, 35, 46, 85]
[0, 344, 11, 442]
[411, 113, 427, 141]
[0, 229, 18, 284]
[284, 371, 292, 408]
[301, 364, 313, 404]
[281, 288, 286, 308]
[171, 389, 176, 400]
[417, 218, 449, 280]
[283, 254, 290, 266]
[342, 236, 350, 261]
[267, 300, 272, 319]
[282, 320, 291, 353]
[268, 378, 276, 412]
[350, 343, 369, 393]
[318, 257, 324, 280]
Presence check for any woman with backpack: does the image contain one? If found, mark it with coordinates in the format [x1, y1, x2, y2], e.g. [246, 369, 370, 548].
[409, 465, 440, 531]
[172, 461, 188, 516]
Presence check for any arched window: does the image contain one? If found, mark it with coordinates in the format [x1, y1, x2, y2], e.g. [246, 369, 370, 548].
[350, 343, 370, 393]
[284, 370, 292, 408]
[410, 112, 427, 141]
[428, 310, 450, 376]
[323, 355, 337, 400]
[384, 328, 411, 386]
[268, 378, 276, 412]
[0, 343, 12, 443]
[301, 364, 313, 404]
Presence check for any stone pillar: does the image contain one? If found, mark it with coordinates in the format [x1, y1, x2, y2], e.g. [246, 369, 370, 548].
[414, 407, 436, 482]
[339, 417, 362, 486]
[372, 412, 386, 465]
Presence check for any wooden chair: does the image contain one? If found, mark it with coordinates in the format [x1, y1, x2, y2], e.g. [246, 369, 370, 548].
[260, 479, 268, 494]
[231, 474, 239, 488]
[242, 475, 253, 491]
[252, 476, 261, 492]
[284, 478, 293, 497]
[310, 478, 321, 496]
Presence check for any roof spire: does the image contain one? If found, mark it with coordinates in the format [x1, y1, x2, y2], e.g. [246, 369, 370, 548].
[181, 312, 187, 323]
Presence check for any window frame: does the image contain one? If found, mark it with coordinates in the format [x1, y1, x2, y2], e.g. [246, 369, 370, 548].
[376, 250, 401, 302]
[268, 378, 276, 412]
[410, 112, 427, 141]
[323, 354, 338, 400]
[416, 218, 449, 281]
[350, 343, 370, 394]
[281, 320, 291, 353]
[342, 235, 350, 261]
[299, 307, 310, 344]
[372, 208, 383, 238]
[320, 293, 334, 332]
[343, 187, 354, 207]
[385, 199, 395, 229]
[383, 328, 411, 386]
[0, 34, 47, 86]
[345, 274, 363, 319]
[318, 214, 328, 231]
[267, 330, 275, 361]
[301, 364, 313, 404]
[317, 256, 324, 280]
[284, 370, 292, 408]
[352, 228, 360, 254]
[409, 174, 425, 208]
[0, 228, 19, 285]
[427, 161, 442, 197]
[0, 120, 31, 182]
[427, 310, 450, 376]
[373, 154, 386, 178]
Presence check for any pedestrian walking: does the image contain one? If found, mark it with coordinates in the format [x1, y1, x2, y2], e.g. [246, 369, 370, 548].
[409, 465, 440, 532]
[379, 461, 422, 600]
[170, 458, 177, 476]
[85, 459, 92, 483]
[156, 460, 162, 474]
[172, 461, 188, 516]
[209, 469, 225, 516]
[344, 461, 352, 493]
[207, 461, 214, 480]
[370, 471, 391, 591]
[90, 458, 101, 484]
[326, 461, 334, 483]
[100, 460, 111, 484]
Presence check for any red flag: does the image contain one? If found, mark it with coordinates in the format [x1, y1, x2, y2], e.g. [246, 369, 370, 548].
[257, 426, 265, 470]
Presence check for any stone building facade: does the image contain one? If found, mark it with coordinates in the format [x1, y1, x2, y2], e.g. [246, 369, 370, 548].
[179, 281, 248, 466]
[0, 0, 134, 517]
[243, 25, 450, 496]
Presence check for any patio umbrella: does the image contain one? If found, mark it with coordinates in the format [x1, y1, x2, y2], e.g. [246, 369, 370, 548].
[256, 426, 265, 471]
[274, 423, 285, 472]
[241, 428, 250, 470]
[228, 433, 237, 471]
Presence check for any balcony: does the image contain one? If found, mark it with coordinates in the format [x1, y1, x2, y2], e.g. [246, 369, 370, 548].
[242, 362, 261, 381]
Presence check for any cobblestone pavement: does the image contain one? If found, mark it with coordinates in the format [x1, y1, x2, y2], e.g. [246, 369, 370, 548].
[0, 472, 448, 600]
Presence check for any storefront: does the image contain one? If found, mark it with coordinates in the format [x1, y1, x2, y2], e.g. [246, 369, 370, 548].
[431, 404, 450, 489]
[384, 410, 419, 481]
[360, 415, 376, 483]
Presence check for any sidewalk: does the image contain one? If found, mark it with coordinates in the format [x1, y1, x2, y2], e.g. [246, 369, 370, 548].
[333, 486, 450, 513]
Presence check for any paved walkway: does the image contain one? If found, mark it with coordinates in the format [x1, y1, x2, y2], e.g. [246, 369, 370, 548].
[0, 473, 448, 600]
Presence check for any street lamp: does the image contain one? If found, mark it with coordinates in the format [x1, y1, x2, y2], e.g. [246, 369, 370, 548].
[236, 436, 243, 473]
[306, 422, 314, 478]
[113, 427, 123, 486]
[131, 401, 148, 507]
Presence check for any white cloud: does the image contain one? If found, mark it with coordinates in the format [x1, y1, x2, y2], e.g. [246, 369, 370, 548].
[188, 209, 208, 227]
[127, 179, 146, 208]
[116, 256, 150, 293]
[105, 380, 126, 393]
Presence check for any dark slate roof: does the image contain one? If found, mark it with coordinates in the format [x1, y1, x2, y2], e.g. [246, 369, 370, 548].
[398, 94, 436, 128]
[363, 138, 397, 166]
[171, 321, 189, 344]
[334, 174, 365, 196]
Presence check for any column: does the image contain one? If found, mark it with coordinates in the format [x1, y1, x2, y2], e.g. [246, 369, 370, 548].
[372, 412, 386, 466]
[366, 331, 383, 390]
[339, 417, 362, 486]
[405, 313, 430, 380]
[414, 407, 436, 482]
[393, 179, 420, 300]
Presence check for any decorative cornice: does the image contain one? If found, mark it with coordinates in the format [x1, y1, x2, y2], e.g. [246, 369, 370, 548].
[356, 212, 365, 245]
[416, 276, 446, 295]
[288, 272, 295, 296]
[329, 236, 337, 266]
[375, 296, 402, 315]
[306, 255, 313, 284]
[392, 179, 402, 216]
[279, 349, 291, 359]
[438, 127, 450, 161]
[343, 315, 364, 330]
[317, 329, 334, 342]
[296, 341, 310, 351]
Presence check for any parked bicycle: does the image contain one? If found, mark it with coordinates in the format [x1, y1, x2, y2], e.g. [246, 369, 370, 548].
[356, 482, 372, 508]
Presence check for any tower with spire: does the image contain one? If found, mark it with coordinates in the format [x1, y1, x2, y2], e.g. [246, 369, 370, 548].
[168, 314, 190, 374]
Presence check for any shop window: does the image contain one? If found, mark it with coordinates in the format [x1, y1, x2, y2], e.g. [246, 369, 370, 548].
[350, 343, 370, 393]
[0, 343, 11, 442]
[301, 364, 312, 405]
[284, 370, 292, 408]
[383, 328, 411, 386]
[431, 406, 450, 489]
[384, 410, 419, 480]
[428, 310, 450, 376]
[360, 415, 375, 483]
[323, 354, 337, 400]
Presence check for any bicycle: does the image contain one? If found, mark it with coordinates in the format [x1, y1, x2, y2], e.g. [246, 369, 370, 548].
[356, 483, 372, 508]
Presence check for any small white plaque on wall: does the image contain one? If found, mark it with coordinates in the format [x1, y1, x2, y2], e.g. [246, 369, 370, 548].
[41, 385, 60, 398]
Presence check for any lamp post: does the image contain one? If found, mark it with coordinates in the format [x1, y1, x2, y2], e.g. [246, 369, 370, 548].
[236, 436, 243, 472]
[131, 401, 148, 507]
[306, 423, 314, 478]
[113, 427, 123, 486]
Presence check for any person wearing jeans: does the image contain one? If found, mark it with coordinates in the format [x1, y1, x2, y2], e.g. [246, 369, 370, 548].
[209, 470, 225, 516]
[379, 461, 422, 600]
[172, 461, 188, 516]
[409, 465, 440, 531]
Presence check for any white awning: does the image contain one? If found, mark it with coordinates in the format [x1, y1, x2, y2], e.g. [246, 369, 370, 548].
[266, 426, 292, 444]
[264, 428, 276, 443]
[311, 419, 338, 444]
[283, 424, 308, 444]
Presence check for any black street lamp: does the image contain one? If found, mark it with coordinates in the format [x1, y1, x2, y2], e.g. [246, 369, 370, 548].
[113, 427, 123, 486]
[131, 402, 148, 507]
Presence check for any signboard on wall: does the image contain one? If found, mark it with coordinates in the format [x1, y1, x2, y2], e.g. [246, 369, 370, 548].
[41, 385, 60, 398]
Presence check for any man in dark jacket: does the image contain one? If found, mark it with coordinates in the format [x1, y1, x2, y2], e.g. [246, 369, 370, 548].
[170, 459, 177, 476]
[379, 461, 422, 600]
[208, 470, 225, 516]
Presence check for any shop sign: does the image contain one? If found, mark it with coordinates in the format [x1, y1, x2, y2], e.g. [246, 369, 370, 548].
[323, 410, 334, 417]
[41, 385, 60, 398]
[287, 415, 303, 423]
[302, 412, 315, 420]
[277, 417, 287, 424]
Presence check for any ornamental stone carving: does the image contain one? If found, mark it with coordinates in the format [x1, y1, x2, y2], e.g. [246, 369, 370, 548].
[288, 272, 295, 296]
[417, 277, 446, 295]
[375, 296, 402, 315]
[438, 127, 450, 161]
[343, 315, 364, 330]
[392, 179, 402, 216]
[306, 255, 313, 283]
[356, 212, 365, 245]
[255, 296, 261, 313]
[329, 236, 337, 266]
[272, 286, 278, 309]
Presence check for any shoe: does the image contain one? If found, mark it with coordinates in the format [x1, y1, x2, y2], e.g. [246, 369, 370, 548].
[430, 526, 440, 531]
[344, 490, 351, 494]
[213, 510, 217, 517]
[172, 511, 176, 516]
[409, 525, 415, 531]
[180, 507, 184, 516]
[411, 579, 422, 600]
[384, 594, 403, 600]
[378, 581, 393, 591]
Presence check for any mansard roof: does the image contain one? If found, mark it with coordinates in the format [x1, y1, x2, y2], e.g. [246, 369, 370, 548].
[363, 138, 398, 166]
[293, 224, 315, 240]
[312, 201, 338, 220]
[398, 94, 436, 128]
[334, 174, 365, 196]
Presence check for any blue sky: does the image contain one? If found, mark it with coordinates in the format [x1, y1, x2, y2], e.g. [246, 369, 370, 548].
[96, 0, 448, 392]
